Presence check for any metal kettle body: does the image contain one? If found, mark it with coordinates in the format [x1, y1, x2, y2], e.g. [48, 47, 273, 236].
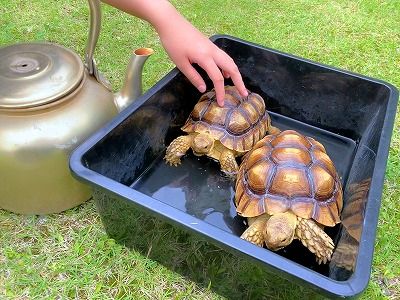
[0, 0, 153, 214]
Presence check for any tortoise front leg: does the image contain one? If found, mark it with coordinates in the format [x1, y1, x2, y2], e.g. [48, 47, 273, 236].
[295, 217, 335, 265]
[219, 148, 239, 180]
[241, 215, 270, 247]
[164, 135, 194, 166]
[267, 125, 281, 135]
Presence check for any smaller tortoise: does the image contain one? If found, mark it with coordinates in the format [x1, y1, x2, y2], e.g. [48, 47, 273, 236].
[164, 86, 279, 178]
[235, 130, 343, 264]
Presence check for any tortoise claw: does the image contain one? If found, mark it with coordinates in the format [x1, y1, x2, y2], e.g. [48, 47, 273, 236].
[164, 153, 183, 166]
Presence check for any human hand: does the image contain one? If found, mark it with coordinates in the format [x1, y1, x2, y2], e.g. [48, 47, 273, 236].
[158, 20, 248, 106]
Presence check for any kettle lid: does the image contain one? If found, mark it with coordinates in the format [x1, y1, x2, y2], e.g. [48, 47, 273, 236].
[0, 43, 84, 109]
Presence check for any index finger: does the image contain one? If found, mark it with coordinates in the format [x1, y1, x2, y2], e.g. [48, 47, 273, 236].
[226, 68, 248, 99]
[216, 54, 248, 99]
[197, 59, 226, 106]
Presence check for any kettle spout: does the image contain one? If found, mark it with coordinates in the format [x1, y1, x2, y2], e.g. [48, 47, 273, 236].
[114, 47, 154, 112]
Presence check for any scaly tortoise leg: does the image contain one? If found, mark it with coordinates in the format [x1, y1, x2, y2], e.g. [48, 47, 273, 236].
[267, 125, 281, 135]
[219, 148, 239, 179]
[164, 135, 194, 166]
[295, 216, 335, 265]
[240, 215, 270, 247]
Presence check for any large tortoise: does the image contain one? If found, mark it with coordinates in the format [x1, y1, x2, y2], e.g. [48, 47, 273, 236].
[235, 130, 343, 264]
[164, 86, 280, 178]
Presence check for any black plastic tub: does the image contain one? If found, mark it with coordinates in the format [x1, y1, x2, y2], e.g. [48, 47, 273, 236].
[69, 35, 398, 299]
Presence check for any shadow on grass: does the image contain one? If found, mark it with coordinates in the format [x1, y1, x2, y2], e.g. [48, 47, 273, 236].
[93, 190, 325, 300]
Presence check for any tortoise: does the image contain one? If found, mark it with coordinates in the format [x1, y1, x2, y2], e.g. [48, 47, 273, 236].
[164, 86, 280, 178]
[235, 130, 343, 264]
[330, 178, 370, 272]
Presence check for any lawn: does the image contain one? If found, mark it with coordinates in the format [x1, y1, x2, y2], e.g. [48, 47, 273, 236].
[1, 0, 399, 299]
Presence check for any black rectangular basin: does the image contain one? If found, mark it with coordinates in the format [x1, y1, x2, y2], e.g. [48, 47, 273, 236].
[69, 35, 398, 299]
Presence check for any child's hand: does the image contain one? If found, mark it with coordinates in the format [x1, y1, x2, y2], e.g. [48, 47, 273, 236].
[158, 20, 248, 106]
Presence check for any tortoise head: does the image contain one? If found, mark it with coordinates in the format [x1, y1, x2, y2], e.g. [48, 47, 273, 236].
[264, 211, 297, 251]
[192, 133, 214, 156]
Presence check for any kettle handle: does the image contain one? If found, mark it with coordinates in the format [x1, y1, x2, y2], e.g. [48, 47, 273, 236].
[85, 0, 112, 91]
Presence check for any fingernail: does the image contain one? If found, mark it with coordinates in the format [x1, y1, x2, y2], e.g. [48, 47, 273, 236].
[197, 84, 206, 93]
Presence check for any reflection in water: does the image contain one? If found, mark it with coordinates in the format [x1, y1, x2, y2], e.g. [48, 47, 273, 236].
[133, 154, 247, 235]
[330, 178, 371, 274]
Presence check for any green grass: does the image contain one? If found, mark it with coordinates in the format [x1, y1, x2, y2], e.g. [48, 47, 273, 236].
[1, 0, 399, 299]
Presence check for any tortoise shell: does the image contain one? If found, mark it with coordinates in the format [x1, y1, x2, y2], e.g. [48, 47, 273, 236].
[181, 86, 272, 153]
[235, 130, 343, 227]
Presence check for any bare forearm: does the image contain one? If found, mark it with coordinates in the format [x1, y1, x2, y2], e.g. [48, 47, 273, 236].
[101, 0, 187, 34]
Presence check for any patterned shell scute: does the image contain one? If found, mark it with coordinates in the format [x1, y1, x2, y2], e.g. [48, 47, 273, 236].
[235, 130, 343, 227]
[181, 86, 271, 152]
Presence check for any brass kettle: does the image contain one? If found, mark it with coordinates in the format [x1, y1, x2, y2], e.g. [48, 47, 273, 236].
[0, 0, 153, 214]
